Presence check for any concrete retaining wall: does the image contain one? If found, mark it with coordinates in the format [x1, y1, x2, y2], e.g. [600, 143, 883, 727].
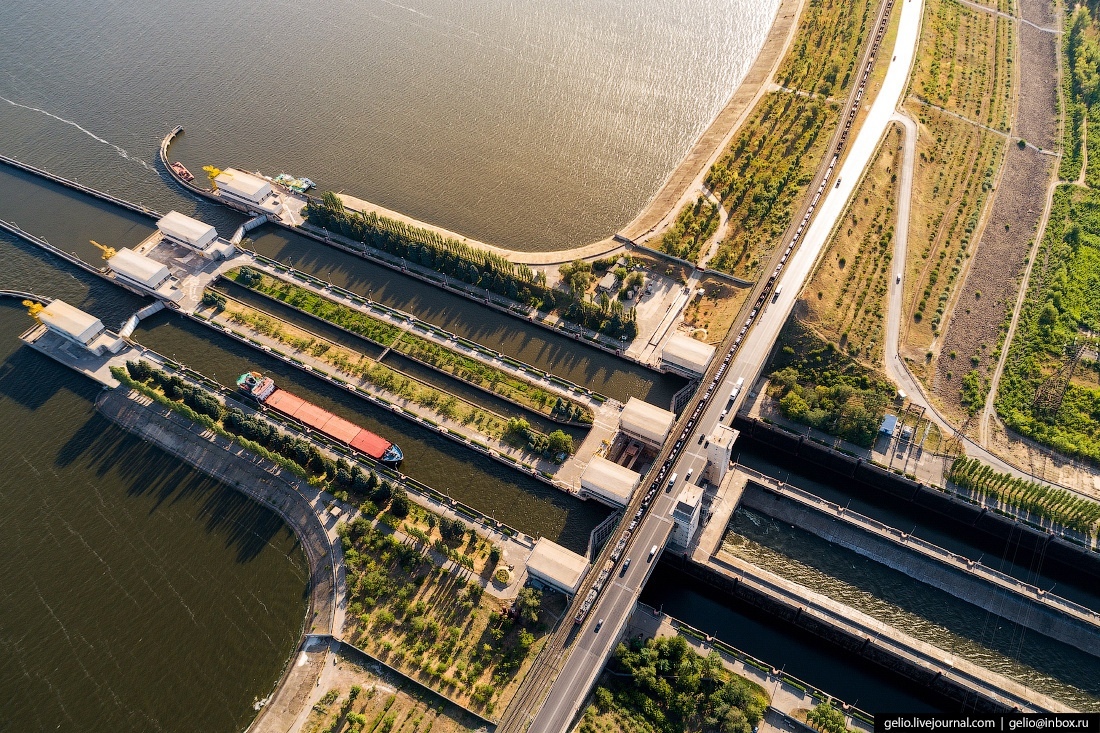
[731, 415, 1100, 579]
[740, 483, 1100, 657]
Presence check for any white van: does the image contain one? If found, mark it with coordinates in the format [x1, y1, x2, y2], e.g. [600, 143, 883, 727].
[685, 468, 694, 483]
[730, 377, 745, 401]
[648, 545, 658, 560]
[667, 473, 678, 491]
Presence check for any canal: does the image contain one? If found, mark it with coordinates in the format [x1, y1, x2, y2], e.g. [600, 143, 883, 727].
[7, 158, 1098, 721]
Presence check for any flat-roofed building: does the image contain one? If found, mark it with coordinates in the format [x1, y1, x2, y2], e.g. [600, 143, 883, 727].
[214, 168, 281, 214]
[661, 333, 716, 378]
[526, 538, 588, 596]
[108, 248, 171, 289]
[37, 299, 125, 355]
[39, 300, 103, 347]
[579, 456, 641, 508]
[705, 424, 739, 485]
[619, 396, 676, 449]
[669, 485, 703, 548]
[157, 211, 218, 251]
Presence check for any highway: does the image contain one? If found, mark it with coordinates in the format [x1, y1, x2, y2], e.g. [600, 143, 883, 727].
[525, 0, 926, 730]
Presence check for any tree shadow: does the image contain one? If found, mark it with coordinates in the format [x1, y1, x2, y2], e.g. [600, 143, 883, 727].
[55, 411, 297, 564]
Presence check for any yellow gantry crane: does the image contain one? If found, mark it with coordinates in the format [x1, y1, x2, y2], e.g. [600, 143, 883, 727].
[23, 299, 43, 321]
[203, 165, 222, 190]
[91, 240, 116, 260]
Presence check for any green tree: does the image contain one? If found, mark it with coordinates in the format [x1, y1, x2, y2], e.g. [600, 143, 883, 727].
[514, 587, 542, 626]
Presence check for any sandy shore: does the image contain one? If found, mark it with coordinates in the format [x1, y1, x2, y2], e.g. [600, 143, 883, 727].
[336, 0, 806, 267]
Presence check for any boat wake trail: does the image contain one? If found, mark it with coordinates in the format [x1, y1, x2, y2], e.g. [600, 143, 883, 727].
[0, 95, 153, 171]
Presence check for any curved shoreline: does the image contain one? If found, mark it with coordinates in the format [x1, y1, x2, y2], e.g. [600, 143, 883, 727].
[95, 387, 341, 733]
[159, 0, 804, 268]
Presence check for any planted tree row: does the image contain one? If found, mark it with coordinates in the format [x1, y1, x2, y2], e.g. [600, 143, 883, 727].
[949, 457, 1100, 536]
[232, 269, 594, 423]
[304, 193, 638, 340]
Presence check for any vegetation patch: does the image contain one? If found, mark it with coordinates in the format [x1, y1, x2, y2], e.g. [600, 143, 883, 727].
[949, 457, 1100, 537]
[910, 0, 1014, 131]
[776, 0, 878, 97]
[995, 185, 1100, 462]
[230, 269, 593, 424]
[1063, 5, 1100, 182]
[765, 321, 894, 447]
[703, 92, 840, 278]
[802, 124, 901, 365]
[577, 635, 768, 733]
[901, 107, 1000, 359]
[682, 278, 752, 344]
[659, 196, 719, 262]
[305, 193, 638, 340]
[340, 518, 555, 717]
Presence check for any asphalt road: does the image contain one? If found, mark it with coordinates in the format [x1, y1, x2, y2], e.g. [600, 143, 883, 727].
[528, 3, 929, 731]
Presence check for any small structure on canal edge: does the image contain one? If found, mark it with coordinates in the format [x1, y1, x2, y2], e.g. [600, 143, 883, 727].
[156, 210, 235, 259]
[579, 455, 641, 508]
[36, 299, 125, 355]
[619, 397, 676, 449]
[704, 424, 738, 485]
[106, 248, 182, 302]
[214, 168, 282, 215]
[668, 485, 703, 549]
[525, 537, 588, 596]
[660, 332, 716, 378]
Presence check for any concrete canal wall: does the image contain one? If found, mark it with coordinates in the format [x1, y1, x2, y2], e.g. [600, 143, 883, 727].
[739, 482, 1100, 658]
[732, 415, 1100, 576]
[675, 550, 1072, 714]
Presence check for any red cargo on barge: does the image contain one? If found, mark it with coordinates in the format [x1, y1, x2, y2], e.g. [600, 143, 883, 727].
[237, 371, 403, 465]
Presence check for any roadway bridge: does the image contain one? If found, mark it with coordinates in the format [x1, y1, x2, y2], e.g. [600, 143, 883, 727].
[507, 0, 931, 728]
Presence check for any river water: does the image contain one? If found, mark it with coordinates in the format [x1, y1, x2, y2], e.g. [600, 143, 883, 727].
[0, 258, 309, 732]
[0, 0, 779, 252]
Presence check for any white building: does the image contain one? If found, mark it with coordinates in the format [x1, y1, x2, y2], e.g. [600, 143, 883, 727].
[214, 168, 281, 214]
[526, 538, 588, 596]
[619, 397, 676, 449]
[157, 210, 218, 251]
[108, 248, 171, 289]
[107, 249, 182, 302]
[661, 333, 716, 378]
[669, 485, 703, 548]
[705, 424, 739, 485]
[38, 300, 124, 355]
[580, 456, 641, 508]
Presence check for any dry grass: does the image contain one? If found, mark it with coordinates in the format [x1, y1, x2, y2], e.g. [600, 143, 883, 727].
[801, 124, 903, 366]
[910, 0, 1015, 132]
[302, 648, 485, 733]
[682, 278, 752, 344]
[899, 107, 1001, 369]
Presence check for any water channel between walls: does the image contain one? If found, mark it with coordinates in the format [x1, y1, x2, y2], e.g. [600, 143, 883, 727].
[6, 124, 1100, 721]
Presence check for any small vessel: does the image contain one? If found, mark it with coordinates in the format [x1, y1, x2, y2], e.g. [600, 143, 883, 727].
[237, 372, 403, 465]
[273, 173, 315, 194]
[170, 161, 195, 182]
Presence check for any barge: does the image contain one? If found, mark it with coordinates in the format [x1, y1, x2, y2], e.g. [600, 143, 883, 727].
[237, 371, 404, 465]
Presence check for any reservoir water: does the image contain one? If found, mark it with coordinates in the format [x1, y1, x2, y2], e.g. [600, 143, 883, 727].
[0, 0, 780, 252]
[0, 263, 309, 732]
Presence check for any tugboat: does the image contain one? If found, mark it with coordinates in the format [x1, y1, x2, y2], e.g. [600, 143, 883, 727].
[170, 161, 195, 182]
[237, 371, 403, 465]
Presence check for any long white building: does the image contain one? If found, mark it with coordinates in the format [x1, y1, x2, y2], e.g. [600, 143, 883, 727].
[37, 300, 124, 355]
[579, 456, 641, 508]
[661, 333, 716, 378]
[214, 168, 281, 214]
[619, 397, 676, 449]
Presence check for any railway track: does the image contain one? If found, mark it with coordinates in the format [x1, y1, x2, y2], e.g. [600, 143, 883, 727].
[499, 0, 901, 729]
